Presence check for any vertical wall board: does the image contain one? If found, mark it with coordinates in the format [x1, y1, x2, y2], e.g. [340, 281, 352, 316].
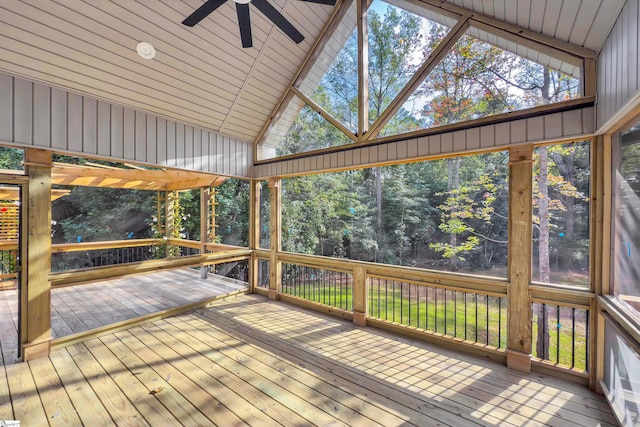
[480, 125, 494, 148]
[407, 138, 417, 157]
[134, 111, 146, 162]
[543, 113, 563, 139]
[440, 133, 453, 154]
[527, 116, 544, 141]
[0, 74, 12, 141]
[145, 115, 157, 164]
[304, 156, 312, 170]
[351, 148, 360, 165]
[309, 156, 317, 173]
[417, 136, 429, 156]
[224, 136, 231, 175]
[330, 152, 338, 168]
[166, 121, 177, 167]
[212, 133, 222, 172]
[50, 88, 67, 150]
[376, 145, 387, 163]
[583, 107, 596, 133]
[453, 130, 466, 152]
[368, 146, 378, 164]
[193, 129, 202, 171]
[396, 140, 407, 159]
[67, 93, 83, 153]
[360, 146, 369, 164]
[97, 101, 111, 156]
[176, 123, 185, 168]
[184, 126, 194, 170]
[562, 109, 583, 136]
[495, 122, 510, 146]
[110, 105, 123, 159]
[13, 78, 32, 145]
[466, 127, 480, 150]
[82, 98, 97, 154]
[156, 118, 167, 166]
[123, 108, 135, 160]
[33, 84, 50, 148]
[510, 120, 527, 143]
[337, 151, 345, 168]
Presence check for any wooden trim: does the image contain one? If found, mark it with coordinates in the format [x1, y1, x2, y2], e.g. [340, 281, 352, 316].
[583, 58, 597, 98]
[268, 178, 282, 293]
[595, 310, 606, 394]
[255, 98, 595, 167]
[506, 349, 531, 373]
[601, 134, 613, 296]
[248, 180, 261, 292]
[506, 145, 533, 370]
[530, 359, 590, 386]
[291, 88, 358, 143]
[278, 293, 354, 321]
[254, 0, 356, 152]
[365, 16, 470, 140]
[49, 250, 252, 287]
[23, 338, 52, 361]
[598, 295, 640, 344]
[50, 289, 248, 351]
[0, 240, 18, 250]
[205, 243, 249, 252]
[597, 91, 640, 134]
[167, 238, 202, 249]
[51, 238, 162, 253]
[357, 0, 368, 140]
[529, 283, 594, 308]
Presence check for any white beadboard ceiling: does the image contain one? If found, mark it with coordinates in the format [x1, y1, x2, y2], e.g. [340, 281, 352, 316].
[0, 0, 626, 151]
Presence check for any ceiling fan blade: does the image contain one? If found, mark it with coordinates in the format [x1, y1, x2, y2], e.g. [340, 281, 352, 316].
[182, 0, 227, 27]
[236, 3, 253, 48]
[252, 0, 304, 44]
[300, 0, 337, 5]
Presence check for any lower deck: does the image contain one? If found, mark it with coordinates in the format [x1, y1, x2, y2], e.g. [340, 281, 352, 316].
[0, 293, 617, 426]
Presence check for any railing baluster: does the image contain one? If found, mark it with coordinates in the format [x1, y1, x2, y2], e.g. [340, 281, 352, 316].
[486, 295, 489, 345]
[556, 305, 561, 364]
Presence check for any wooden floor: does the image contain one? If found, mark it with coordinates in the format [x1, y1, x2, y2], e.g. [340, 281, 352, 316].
[0, 269, 247, 365]
[0, 293, 617, 426]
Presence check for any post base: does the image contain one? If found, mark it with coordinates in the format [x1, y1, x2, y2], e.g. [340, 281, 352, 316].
[506, 348, 531, 373]
[353, 312, 367, 326]
[268, 289, 280, 301]
[23, 338, 52, 361]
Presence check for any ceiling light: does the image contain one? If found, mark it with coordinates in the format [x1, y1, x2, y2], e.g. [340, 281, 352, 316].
[136, 42, 156, 60]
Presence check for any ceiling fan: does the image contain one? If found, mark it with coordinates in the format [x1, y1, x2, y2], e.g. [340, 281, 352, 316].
[182, 0, 337, 48]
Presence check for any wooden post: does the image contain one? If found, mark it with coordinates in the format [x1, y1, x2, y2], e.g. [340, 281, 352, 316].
[248, 180, 261, 293]
[268, 178, 282, 300]
[200, 187, 210, 279]
[507, 145, 533, 372]
[352, 266, 367, 326]
[165, 191, 175, 258]
[357, 0, 368, 141]
[23, 148, 52, 360]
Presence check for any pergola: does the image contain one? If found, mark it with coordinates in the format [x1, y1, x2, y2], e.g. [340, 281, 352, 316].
[0, 0, 638, 425]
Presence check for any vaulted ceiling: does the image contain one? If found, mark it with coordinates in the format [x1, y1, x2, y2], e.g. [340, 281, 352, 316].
[0, 0, 626, 150]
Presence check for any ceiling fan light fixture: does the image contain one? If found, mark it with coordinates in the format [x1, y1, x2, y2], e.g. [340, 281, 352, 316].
[136, 42, 156, 60]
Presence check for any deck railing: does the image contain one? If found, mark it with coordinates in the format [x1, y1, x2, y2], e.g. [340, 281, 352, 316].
[51, 239, 164, 272]
[531, 300, 589, 371]
[368, 277, 507, 349]
[281, 263, 353, 311]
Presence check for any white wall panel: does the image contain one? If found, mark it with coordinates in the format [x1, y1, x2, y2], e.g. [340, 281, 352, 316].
[253, 107, 595, 178]
[0, 73, 253, 177]
[598, 0, 640, 129]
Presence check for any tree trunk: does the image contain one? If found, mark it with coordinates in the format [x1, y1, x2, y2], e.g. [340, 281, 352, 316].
[448, 158, 461, 270]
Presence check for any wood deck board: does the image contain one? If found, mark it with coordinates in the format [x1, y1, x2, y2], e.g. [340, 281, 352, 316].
[0, 293, 616, 426]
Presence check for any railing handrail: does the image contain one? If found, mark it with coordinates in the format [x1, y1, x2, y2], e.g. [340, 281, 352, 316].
[0, 239, 18, 251]
[167, 238, 201, 249]
[51, 238, 163, 253]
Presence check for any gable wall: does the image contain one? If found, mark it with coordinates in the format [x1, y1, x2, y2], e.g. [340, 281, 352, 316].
[0, 73, 253, 178]
[597, 0, 640, 129]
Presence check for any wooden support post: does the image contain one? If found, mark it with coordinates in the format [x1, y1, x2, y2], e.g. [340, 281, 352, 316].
[352, 266, 367, 326]
[165, 191, 175, 258]
[507, 145, 533, 372]
[357, 0, 368, 141]
[268, 178, 282, 300]
[200, 187, 210, 279]
[23, 148, 52, 360]
[249, 180, 261, 293]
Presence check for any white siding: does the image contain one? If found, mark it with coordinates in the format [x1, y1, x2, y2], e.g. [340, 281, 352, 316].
[253, 107, 595, 178]
[597, 0, 640, 129]
[0, 73, 253, 178]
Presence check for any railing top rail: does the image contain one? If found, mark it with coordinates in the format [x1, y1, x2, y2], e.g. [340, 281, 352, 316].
[367, 273, 508, 297]
[51, 238, 163, 253]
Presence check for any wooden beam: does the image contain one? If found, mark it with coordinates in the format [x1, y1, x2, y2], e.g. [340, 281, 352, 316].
[268, 178, 282, 299]
[24, 148, 53, 360]
[254, 0, 356, 154]
[506, 145, 533, 372]
[291, 87, 359, 143]
[366, 16, 470, 140]
[357, 0, 369, 141]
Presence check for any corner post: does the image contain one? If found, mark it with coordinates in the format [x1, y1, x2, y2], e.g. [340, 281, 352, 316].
[268, 178, 282, 300]
[23, 148, 52, 360]
[507, 145, 533, 372]
[200, 187, 210, 279]
[352, 266, 367, 326]
[248, 180, 261, 293]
